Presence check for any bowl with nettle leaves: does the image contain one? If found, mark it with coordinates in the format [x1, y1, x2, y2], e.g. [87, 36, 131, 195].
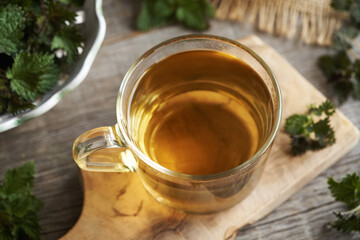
[0, 0, 106, 132]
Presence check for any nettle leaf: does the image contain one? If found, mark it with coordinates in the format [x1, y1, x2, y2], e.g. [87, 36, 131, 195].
[48, 1, 77, 33]
[320, 1, 360, 103]
[136, 0, 214, 31]
[330, 212, 360, 233]
[350, 6, 360, 23]
[354, 82, 360, 99]
[353, 59, 360, 99]
[318, 55, 337, 78]
[199, 0, 216, 17]
[333, 26, 358, 50]
[153, 0, 174, 18]
[0, 162, 43, 240]
[334, 79, 354, 103]
[0, 230, 13, 240]
[59, 0, 85, 7]
[6, 51, 60, 102]
[308, 100, 336, 116]
[176, 0, 214, 30]
[318, 51, 352, 79]
[1, 162, 35, 196]
[17, 214, 42, 240]
[328, 173, 360, 233]
[331, 0, 352, 11]
[176, 6, 207, 30]
[354, 59, 360, 79]
[136, 0, 173, 30]
[285, 114, 311, 135]
[328, 173, 360, 209]
[290, 136, 310, 156]
[51, 26, 83, 63]
[6, 94, 35, 115]
[0, 4, 26, 55]
[313, 118, 336, 146]
[0, 0, 84, 115]
[333, 50, 352, 69]
[285, 100, 336, 156]
[1, 0, 32, 8]
[318, 50, 360, 103]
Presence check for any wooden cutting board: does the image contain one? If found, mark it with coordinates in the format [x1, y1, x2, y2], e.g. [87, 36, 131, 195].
[61, 36, 359, 240]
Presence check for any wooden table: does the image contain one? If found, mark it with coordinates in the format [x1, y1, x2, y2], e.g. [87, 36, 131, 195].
[1, 1, 359, 239]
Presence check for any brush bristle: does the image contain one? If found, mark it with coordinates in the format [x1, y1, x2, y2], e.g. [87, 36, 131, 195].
[212, 0, 347, 46]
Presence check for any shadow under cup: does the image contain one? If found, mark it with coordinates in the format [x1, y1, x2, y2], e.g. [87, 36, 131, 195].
[73, 35, 282, 214]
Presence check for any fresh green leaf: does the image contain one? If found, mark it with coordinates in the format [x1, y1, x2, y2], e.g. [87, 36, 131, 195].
[313, 118, 336, 146]
[136, 0, 214, 31]
[0, 161, 43, 240]
[0, 4, 26, 55]
[308, 100, 336, 116]
[318, 55, 337, 79]
[289, 136, 310, 156]
[350, 6, 360, 23]
[1, 0, 33, 8]
[318, 50, 360, 103]
[327, 173, 360, 233]
[354, 59, 360, 79]
[6, 51, 59, 102]
[1, 162, 35, 195]
[333, 50, 352, 69]
[51, 26, 83, 63]
[0, 0, 84, 115]
[353, 60, 360, 99]
[319, 1, 360, 103]
[334, 79, 354, 103]
[176, 6, 207, 30]
[153, 0, 174, 18]
[47, 2, 77, 33]
[59, 0, 85, 7]
[17, 213, 42, 239]
[136, 0, 172, 31]
[328, 173, 360, 209]
[285, 100, 336, 156]
[354, 82, 360, 99]
[175, 0, 214, 30]
[333, 26, 358, 50]
[331, 0, 352, 11]
[6, 95, 35, 115]
[0, 230, 13, 240]
[330, 212, 360, 233]
[285, 114, 311, 136]
[318, 50, 352, 78]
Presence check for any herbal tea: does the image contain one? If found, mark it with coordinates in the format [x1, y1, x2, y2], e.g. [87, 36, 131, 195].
[130, 50, 273, 175]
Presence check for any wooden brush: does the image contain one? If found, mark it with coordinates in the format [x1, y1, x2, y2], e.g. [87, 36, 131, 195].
[212, 0, 347, 46]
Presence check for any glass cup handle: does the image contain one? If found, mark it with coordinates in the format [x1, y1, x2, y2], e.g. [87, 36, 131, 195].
[72, 124, 137, 172]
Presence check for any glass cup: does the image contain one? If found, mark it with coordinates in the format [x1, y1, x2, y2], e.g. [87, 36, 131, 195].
[73, 34, 282, 214]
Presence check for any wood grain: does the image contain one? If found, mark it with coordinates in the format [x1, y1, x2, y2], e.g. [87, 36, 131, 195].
[60, 36, 359, 240]
[1, 1, 360, 239]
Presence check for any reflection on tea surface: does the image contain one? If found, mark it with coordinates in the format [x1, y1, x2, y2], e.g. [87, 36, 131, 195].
[130, 50, 273, 175]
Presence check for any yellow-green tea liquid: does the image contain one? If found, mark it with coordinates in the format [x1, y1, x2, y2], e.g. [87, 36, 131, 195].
[130, 50, 272, 175]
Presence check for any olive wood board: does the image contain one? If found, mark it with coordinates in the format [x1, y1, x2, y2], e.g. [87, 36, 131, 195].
[61, 35, 359, 240]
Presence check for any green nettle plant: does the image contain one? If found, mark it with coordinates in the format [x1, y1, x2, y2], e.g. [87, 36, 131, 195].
[0, 0, 84, 115]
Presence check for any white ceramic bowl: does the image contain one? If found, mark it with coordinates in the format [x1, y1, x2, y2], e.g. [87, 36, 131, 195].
[0, 0, 106, 132]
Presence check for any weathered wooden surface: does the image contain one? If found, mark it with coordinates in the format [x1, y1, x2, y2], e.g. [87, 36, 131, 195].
[60, 36, 359, 240]
[1, 0, 360, 239]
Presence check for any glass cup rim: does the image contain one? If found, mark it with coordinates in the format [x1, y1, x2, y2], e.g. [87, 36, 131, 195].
[116, 34, 282, 181]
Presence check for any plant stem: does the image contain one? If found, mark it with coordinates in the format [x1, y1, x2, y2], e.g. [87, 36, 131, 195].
[342, 204, 360, 216]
